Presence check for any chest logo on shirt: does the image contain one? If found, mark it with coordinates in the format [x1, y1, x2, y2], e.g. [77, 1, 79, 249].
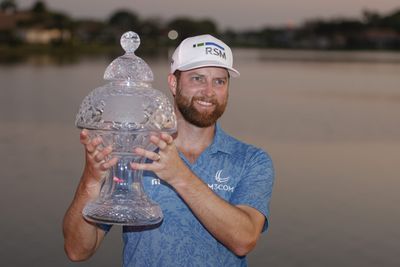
[208, 169, 235, 193]
[215, 170, 230, 183]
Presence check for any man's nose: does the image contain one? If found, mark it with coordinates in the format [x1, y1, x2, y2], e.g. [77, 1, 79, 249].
[201, 82, 215, 97]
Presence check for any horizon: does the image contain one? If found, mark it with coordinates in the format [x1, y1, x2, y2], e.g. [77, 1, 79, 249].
[13, 0, 400, 30]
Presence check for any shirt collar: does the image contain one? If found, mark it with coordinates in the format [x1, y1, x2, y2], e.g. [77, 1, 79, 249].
[209, 123, 234, 155]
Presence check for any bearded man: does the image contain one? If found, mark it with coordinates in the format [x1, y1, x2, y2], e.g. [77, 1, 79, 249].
[63, 34, 275, 267]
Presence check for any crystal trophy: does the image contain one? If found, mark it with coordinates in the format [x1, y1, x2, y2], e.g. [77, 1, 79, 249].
[75, 31, 176, 225]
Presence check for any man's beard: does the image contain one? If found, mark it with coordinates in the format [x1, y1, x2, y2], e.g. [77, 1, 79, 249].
[175, 87, 227, 128]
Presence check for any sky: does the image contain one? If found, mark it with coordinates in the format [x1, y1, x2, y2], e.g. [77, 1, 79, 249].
[16, 0, 400, 30]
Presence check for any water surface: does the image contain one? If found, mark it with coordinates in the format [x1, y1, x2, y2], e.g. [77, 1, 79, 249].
[1, 49, 399, 266]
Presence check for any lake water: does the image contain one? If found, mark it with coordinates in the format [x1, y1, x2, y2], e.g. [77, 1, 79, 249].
[1, 49, 399, 266]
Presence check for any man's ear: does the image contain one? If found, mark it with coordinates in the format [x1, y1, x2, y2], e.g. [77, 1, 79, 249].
[168, 74, 177, 96]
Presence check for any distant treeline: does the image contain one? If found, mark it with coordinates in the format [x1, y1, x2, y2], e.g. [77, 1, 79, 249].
[1, 0, 400, 51]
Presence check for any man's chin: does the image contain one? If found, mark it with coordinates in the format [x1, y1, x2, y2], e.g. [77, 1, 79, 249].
[193, 104, 216, 113]
[191, 120, 217, 128]
[176, 100, 225, 127]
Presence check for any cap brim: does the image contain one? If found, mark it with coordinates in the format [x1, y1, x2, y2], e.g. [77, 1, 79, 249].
[175, 61, 240, 78]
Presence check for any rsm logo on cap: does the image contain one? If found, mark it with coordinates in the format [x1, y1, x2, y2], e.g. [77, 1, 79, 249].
[193, 42, 226, 59]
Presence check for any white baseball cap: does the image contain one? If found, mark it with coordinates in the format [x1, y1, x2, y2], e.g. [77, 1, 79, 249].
[170, 34, 240, 77]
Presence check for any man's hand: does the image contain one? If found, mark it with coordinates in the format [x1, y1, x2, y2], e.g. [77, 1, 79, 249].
[130, 133, 188, 186]
[80, 129, 118, 192]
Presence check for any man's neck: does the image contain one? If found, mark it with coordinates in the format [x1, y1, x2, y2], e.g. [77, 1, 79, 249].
[174, 118, 216, 164]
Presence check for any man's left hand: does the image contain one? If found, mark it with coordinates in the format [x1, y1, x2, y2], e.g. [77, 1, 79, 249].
[131, 133, 188, 186]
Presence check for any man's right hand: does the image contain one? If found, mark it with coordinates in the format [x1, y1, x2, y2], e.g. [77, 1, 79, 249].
[79, 129, 118, 196]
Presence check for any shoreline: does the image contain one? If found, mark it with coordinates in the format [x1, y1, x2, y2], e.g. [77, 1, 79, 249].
[1, 45, 400, 65]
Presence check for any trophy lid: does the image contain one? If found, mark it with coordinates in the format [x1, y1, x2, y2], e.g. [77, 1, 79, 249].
[104, 31, 153, 83]
[75, 31, 176, 132]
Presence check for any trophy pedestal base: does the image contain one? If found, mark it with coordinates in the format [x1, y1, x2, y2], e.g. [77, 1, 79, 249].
[83, 198, 163, 226]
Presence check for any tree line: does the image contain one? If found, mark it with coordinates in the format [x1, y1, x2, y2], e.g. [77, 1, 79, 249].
[1, 0, 399, 51]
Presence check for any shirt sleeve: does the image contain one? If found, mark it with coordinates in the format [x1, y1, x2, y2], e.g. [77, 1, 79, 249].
[230, 148, 275, 232]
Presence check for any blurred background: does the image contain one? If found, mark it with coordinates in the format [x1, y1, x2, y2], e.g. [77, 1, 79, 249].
[1, 0, 399, 266]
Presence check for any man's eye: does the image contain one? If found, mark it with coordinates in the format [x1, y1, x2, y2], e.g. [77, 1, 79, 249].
[191, 76, 204, 82]
[215, 79, 226, 86]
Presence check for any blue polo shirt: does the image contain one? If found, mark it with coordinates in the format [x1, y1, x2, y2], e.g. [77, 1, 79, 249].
[101, 124, 274, 266]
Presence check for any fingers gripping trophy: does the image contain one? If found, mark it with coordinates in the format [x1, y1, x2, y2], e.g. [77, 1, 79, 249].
[75, 31, 177, 226]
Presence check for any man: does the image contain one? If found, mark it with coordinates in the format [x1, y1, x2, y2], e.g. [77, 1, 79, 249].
[63, 34, 274, 266]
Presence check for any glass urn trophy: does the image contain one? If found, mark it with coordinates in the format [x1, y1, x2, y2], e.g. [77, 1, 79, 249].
[75, 31, 176, 225]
